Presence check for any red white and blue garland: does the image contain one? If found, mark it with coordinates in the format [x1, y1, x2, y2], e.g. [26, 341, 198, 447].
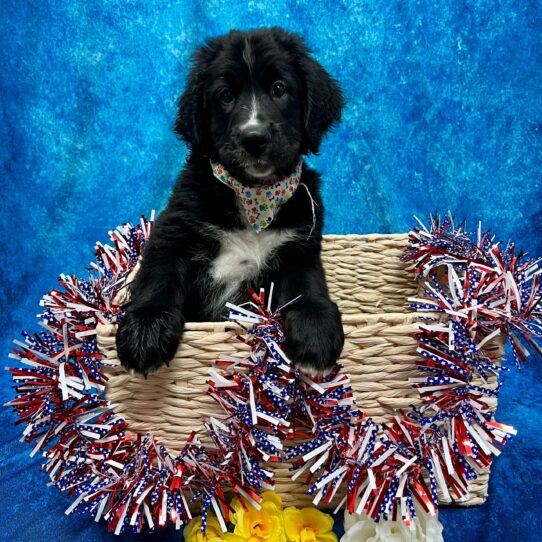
[5, 213, 542, 534]
[286, 214, 542, 525]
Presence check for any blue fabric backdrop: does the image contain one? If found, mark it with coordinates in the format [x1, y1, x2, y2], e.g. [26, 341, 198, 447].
[1, 1, 541, 541]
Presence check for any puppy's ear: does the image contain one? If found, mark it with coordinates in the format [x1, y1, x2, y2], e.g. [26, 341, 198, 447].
[301, 54, 344, 154]
[174, 44, 217, 154]
[272, 29, 344, 154]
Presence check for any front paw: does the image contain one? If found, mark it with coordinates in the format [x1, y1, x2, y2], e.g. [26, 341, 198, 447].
[116, 307, 184, 376]
[283, 301, 345, 376]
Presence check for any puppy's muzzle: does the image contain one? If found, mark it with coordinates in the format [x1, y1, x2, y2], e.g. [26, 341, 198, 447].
[239, 124, 271, 157]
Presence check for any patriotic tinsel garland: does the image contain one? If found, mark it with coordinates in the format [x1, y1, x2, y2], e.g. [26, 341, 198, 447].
[5, 213, 542, 534]
[286, 215, 541, 526]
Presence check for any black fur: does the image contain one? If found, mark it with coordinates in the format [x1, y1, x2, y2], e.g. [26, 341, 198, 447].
[116, 27, 345, 376]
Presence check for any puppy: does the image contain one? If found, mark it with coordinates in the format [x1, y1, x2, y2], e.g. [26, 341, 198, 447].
[116, 27, 345, 376]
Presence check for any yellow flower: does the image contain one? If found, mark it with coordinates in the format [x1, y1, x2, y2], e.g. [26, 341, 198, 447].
[221, 535, 248, 542]
[231, 490, 286, 542]
[183, 515, 246, 542]
[283, 507, 337, 542]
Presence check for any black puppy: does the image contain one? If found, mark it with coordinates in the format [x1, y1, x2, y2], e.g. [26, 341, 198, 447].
[116, 27, 345, 376]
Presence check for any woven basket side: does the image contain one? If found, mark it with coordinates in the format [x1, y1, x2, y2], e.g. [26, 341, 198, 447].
[98, 323, 249, 451]
[322, 234, 417, 315]
[97, 234, 502, 510]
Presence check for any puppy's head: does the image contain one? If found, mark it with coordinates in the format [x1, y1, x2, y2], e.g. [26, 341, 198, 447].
[175, 28, 344, 184]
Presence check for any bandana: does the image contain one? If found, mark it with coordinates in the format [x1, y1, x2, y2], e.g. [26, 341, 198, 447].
[210, 160, 303, 233]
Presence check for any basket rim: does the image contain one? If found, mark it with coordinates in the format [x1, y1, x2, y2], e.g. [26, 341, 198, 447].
[182, 311, 418, 333]
[322, 232, 408, 241]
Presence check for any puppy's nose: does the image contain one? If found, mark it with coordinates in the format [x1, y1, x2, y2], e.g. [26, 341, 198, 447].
[240, 126, 270, 156]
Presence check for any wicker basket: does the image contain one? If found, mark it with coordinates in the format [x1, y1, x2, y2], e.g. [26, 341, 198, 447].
[96, 234, 502, 509]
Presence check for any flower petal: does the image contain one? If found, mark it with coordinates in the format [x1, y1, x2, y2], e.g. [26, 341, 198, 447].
[343, 512, 368, 532]
[183, 515, 225, 542]
[262, 490, 283, 509]
[183, 516, 201, 541]
[223, 534, 248, 542]
[230, 497, 243, 525]
[299, 508, 334, 533]
[283, 507, 303, 541]
[340, 521, 377, 542]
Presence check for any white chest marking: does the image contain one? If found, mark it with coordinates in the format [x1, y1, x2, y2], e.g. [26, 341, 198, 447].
[211, 228, 297, 287]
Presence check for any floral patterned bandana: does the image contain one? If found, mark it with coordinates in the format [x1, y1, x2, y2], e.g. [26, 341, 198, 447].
[210, 160, 303, 233]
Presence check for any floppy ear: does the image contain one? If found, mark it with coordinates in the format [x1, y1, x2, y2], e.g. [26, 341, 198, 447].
[270, 28, 344, 155]
[174, 44, 217, 155]
[301, 54, 344, 154]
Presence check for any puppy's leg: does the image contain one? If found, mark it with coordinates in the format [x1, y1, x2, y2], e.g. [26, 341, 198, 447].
[275, 251, 344, 375]
[116, 215, 188, 376]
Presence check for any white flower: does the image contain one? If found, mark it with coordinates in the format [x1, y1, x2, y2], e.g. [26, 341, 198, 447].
[341, 505, 444, 542]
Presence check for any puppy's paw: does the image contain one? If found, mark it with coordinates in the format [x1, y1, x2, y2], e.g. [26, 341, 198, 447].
[283, 301, 344, 376]
[116, 307, 184, 376]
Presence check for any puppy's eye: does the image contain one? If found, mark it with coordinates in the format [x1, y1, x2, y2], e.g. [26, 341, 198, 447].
[271, 80, 286, 98]
[219, 88, 234, 105]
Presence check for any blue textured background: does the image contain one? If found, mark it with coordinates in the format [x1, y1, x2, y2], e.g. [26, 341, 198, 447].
[1, 1, 541, 541]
